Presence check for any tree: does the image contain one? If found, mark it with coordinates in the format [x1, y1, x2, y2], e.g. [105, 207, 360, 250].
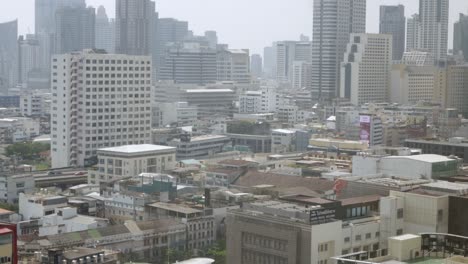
[5, 142, 50, 161]
[205, 240, 226, 264]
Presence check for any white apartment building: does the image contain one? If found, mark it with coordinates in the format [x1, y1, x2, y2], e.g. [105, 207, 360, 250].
[0, 117, 40, 143]
[88, 144, 177, 185]
[217, 49, 251, 84]
[19, 193, 69, 220]
[292, 61, 312, 89]
[340, 34, 393, 105]
[51, 50, 152, 168]
[276, 41, 312, 84]
[239, 87, 279, 114]
[271, 129, 296, 154]
[20, 91, 51, 116]
[154, 102, 198, 128]
[0, 174, 35, 203]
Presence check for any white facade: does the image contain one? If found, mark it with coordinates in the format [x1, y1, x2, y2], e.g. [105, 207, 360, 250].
[239, 86, 278, 114]
[276, 41, 312, 84]
[217, 49, 251, 84]
[155, 102, 198, 128]
[88, 144, 176, 185]
[271, 129, 296, 154]
[0, 174, 35, 204]
[19, 193, 69, 220]
[340, 34, 393, 105]
[292, 61, 312, 89]
[0, 117, 40, 142]
[20, 91, 51, 116]
[51, 50, 152, 168]
[419, 0, 449, 63]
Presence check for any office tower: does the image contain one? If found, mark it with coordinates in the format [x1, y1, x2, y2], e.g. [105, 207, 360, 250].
[55, 6, 96, 54]
[263, 45, 276, 79]
[311, 0, 366, 102]
[340, 34, 392, 106]
[204, 31, 218, 49]
[419, 0, 449, 63]
[292, 61, 312, 89]
[51, 50, 152, 168]
[0, 20, 18, 89]
[17, 35, 41, 85]
[380, 5, 405, 60]
[156, 18, 189, 72]
[454, 13, 468, 60]
[95, 6, 115, 53]
[115, 0, 155, 55]
[276, 41, 312, 84]
[159, 43, 217, 85]
[35, 0, 86, 34]
[446, 65, 468, 117]
[217, 48, 251, 84]
[36, 31, 55, 71]
[406, 14, 421, 52]
[250, 54, 263, 78]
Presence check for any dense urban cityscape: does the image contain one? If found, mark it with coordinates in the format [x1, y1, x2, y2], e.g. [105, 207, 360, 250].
[1, 0, 468, 263]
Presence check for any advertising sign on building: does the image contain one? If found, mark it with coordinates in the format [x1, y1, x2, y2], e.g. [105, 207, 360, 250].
[360, 115, 371, 144]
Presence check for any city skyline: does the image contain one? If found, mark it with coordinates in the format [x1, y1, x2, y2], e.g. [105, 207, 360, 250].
[1, 0, 467, 54]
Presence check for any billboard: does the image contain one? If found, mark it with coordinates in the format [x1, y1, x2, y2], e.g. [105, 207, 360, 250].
[359, 115, 371, 144]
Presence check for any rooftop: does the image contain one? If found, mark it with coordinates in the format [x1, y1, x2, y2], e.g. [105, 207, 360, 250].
[385, 154, 455, 163]
[272, 129, 296, 134]
[218, 159, 256, 167]
[339, 195, 381, 206]
[186, 89, 233, 93]
[147, 202, 202, 215]
[390, 234, 420, 241]
[98, 144, 176, 154]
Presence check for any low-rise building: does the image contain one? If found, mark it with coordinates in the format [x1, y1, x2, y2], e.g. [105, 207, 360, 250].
[19, 193, 68, 220]
[0, 174, 35, 203]
[0, 117, 40, 143]
[88, 144, 177, 185]
[405, 137, 468, 163]
[169, 135, 231, 160]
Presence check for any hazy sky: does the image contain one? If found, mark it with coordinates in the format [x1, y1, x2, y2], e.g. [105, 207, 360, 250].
[1, 0, 467, 54]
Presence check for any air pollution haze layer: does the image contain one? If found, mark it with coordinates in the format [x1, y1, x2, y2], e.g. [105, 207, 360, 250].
[1, 0, 467, 53]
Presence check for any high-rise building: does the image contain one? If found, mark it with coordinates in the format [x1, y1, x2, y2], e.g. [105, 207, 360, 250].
[311, 0, 366, 102]
[0, 20, 18, 89]
[217, 49, 251, 84]
[159, 43, 217, 85]
[115, 0, 155, 56]
[419, 0, 449, 63]
[250, 54, 262, 78]
[17, 35, 41, 85]
[35, 0, 86, 34]
[156, 18, 189, 72]
[276, 41, 311, 84]
[55, 6, 96, 54]
[263, 45, 276, 79]
[95, 6, 115, 53]
[292, 61, 312, 89]
[36, 30, 55, 72]
[340, 34, 392, 106]
[380, 5, 405, 60]
[454, 13, 468, 60]
[204, 31, 218, 49]
[406, 14, 421, 52]
[446, 65, 468, 117]
[51, 50, 152, 168]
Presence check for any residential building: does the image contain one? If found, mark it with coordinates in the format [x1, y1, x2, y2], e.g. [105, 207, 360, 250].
[20, 91, 51, 117]
[95, 5, 115, 53]
[227, 201, 343, 264]
[405, 137, 468, 163]
[17, 35, 41, 85]
[19, 193, 68, 221]
[311, 0, 366, 101]
[51, 50, 152, 168]
[292, 61, 312, 89]
[406, 14, 421, 51]
[250, 54, 262, 78]
[0, 117, 40, 143]
[446, 65, 468, 117]
[380, 5, 406, 60]
[147, 202, 215, 251]
[340, 34, 393, 105]
[0, 20, 18, 89]
[217, 49, 251, 83]
[0, 174, 35, 204]
[169, 135, 231, 160]
[88, 144, 177, 185]
[454, 13, 468, 60]
[115, 0, 155, 55]
[419, 0, 449, 63]
[239, 87, 278, 114]
[159, 43, 217, 85]
[55, 6, 95, 54]
[104, 192, 153, 224]
[276, 41, 311, 84]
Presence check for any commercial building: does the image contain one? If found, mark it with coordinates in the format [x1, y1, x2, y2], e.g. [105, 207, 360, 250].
[156, 17, 189, 72]
[88, 144, 176, 185]
[169, 135, 231, 160]
[446, 65, 468, 117]
[454, 13, 468, 60]
[155, 101, 198, 128]
[309, 138, 369, 155]
[405, 137, 468, 163]
[250, 54, 262, 78]
[276, 41, 312, 84]
[406, 14, 421, 52]
[35, 0, 86, 34]
[55, 6, 95, 54]
[340, 34, 393, 105]
[181, 89, 235, 119]
[292, 61, 312, 89]
[0, 20, 18, 89]
[239, 87, 278, 114]
[311, 0, 366, 101]
[159, 43, 217, 85]
[95, 6, 115, 53]
[17, 35, 41, 85]
[51, 50, 152, 168]
[0, 117, 40, 143]
[217, 49, 251, 84]
[115, 0, 155, 55]
[418, 0, 449, 63]
[379, 5, 406, 60]
[401, 50, 434, 66]
[104, 192, 153, 224]
[271, 129, 311, 154]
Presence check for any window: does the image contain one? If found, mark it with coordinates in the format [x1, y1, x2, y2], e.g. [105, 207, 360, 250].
[344, 237, 350, 243]
[365, 233, 371, 239]
[355, 235, 361, 241]
[437, 209, 443, 222]
[375, 231, 380, 238]
[396, 229, 403, 235]
[397, 208, 404, 219]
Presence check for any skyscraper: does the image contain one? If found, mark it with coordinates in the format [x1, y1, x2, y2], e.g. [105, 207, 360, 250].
[35, 0, 86, 34]
[250, 54, 263, 78]
[51, 50, 152, 168]
[380, 5, 405, 60]
[0, 20, 18, 89]
[311, 0, 366, 102]
[95, 6, 115, 53]
[419, 0, 449, 63]
[17, 35, 41, 85]
[454, 13, 468, 60]
[406, 14, 421, 52]
[276, 41, 312, 84]
[156, 18, 189, 67]
[115, 0, 155, 55]
[55, 6, 96, 54]
[340, 34, 392, 106]
[263, 45, 276, 79]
